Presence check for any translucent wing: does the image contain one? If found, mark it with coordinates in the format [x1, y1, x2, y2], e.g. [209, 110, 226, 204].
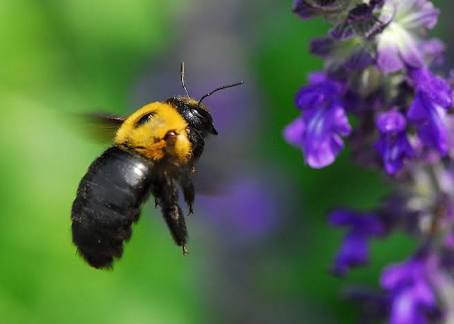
[75, 112, 126, 143]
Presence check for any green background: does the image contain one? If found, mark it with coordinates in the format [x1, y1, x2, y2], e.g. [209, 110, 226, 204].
[0, 0, 449, 323]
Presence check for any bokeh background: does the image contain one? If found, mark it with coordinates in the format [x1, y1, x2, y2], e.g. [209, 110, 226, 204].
[0, 0, 451, 323]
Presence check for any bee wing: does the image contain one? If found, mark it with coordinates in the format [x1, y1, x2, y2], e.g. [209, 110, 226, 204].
[75, 112, 126, 143]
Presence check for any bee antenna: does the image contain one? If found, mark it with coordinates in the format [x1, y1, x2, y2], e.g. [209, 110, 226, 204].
[180, 62, 190, 97]
[198, 81, 244, 107]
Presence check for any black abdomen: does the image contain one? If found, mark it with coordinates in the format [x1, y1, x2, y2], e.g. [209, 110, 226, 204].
[71, 146, 153, 268]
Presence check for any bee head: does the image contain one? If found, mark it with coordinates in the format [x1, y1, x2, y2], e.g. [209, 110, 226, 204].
[166, 97, 218, 136]
[169, 62, 243, 137]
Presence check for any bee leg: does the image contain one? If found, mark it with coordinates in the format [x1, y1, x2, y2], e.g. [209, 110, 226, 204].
[179, 171, 195, 216]
[155, 177, 188, 250]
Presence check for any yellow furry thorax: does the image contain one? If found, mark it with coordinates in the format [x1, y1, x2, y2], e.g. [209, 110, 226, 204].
[114, 102, 192, 165]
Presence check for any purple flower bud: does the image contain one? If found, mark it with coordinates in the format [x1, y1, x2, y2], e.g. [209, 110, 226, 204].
[285, 74, 352, 168]
[310, 37, 336, 57]
[421, 39, 445, 66]
[295, 72, 343, 109]
[381, 256, 438, 324]
[410, 68, 453, 108]
[407, 69, 453, 155]
[408, 94, 448, 155]
[375, 111, 413, 175]
[330, 210, 385, 276]
[292, 0, 320, 19]
[344, 48, 374, 70]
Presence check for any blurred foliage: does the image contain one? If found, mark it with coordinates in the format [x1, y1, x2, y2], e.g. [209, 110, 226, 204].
[0, 1, 206, 324]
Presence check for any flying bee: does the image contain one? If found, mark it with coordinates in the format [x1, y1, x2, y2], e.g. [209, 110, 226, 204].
[71, 63, 243, 269]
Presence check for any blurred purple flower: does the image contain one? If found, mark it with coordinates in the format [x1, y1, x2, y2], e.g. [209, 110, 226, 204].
[289, 0, 454, 322]
[376, 0, 439, 73]
[407, 68, 453, 155]
[375, 111, 413, 175]
[381, 256, 438, 324]
[421, 38, 445, 66]
[410, 68, 453, 108]
[284, 73, 351, 168]
[408, 94, 448, 155]
[198, 176, 280, 241]
[292, 0, 321, 19]
[330, 210, 385, 276]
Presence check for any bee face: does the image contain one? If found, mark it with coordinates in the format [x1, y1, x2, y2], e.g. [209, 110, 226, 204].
[166, 97, 218, 136]
[114, 102, 192, 164]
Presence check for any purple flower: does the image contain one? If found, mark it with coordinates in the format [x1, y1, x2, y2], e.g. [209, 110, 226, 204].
[407, 68, 453, 155]
[287, 0, 454, 321]
[330, 210, 385, 276]
[421, 38, 445, 66]
[376, 0, 439, 73]
[375, 111, 413, 175]
[292, 0, 321, 19]
[408, 95, 448, 156]
[411, 68, 453, 108]
[381, 257, 437, 324]
[284, 73, 352, 168]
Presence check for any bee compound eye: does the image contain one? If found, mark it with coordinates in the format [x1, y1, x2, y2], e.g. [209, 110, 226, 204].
[135, 112, 156, 128]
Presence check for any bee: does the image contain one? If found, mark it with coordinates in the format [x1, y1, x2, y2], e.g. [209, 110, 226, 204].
[71, 63, 242, 269]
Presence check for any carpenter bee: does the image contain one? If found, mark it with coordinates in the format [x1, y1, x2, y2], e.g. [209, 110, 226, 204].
[71, 63, 242, 269]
